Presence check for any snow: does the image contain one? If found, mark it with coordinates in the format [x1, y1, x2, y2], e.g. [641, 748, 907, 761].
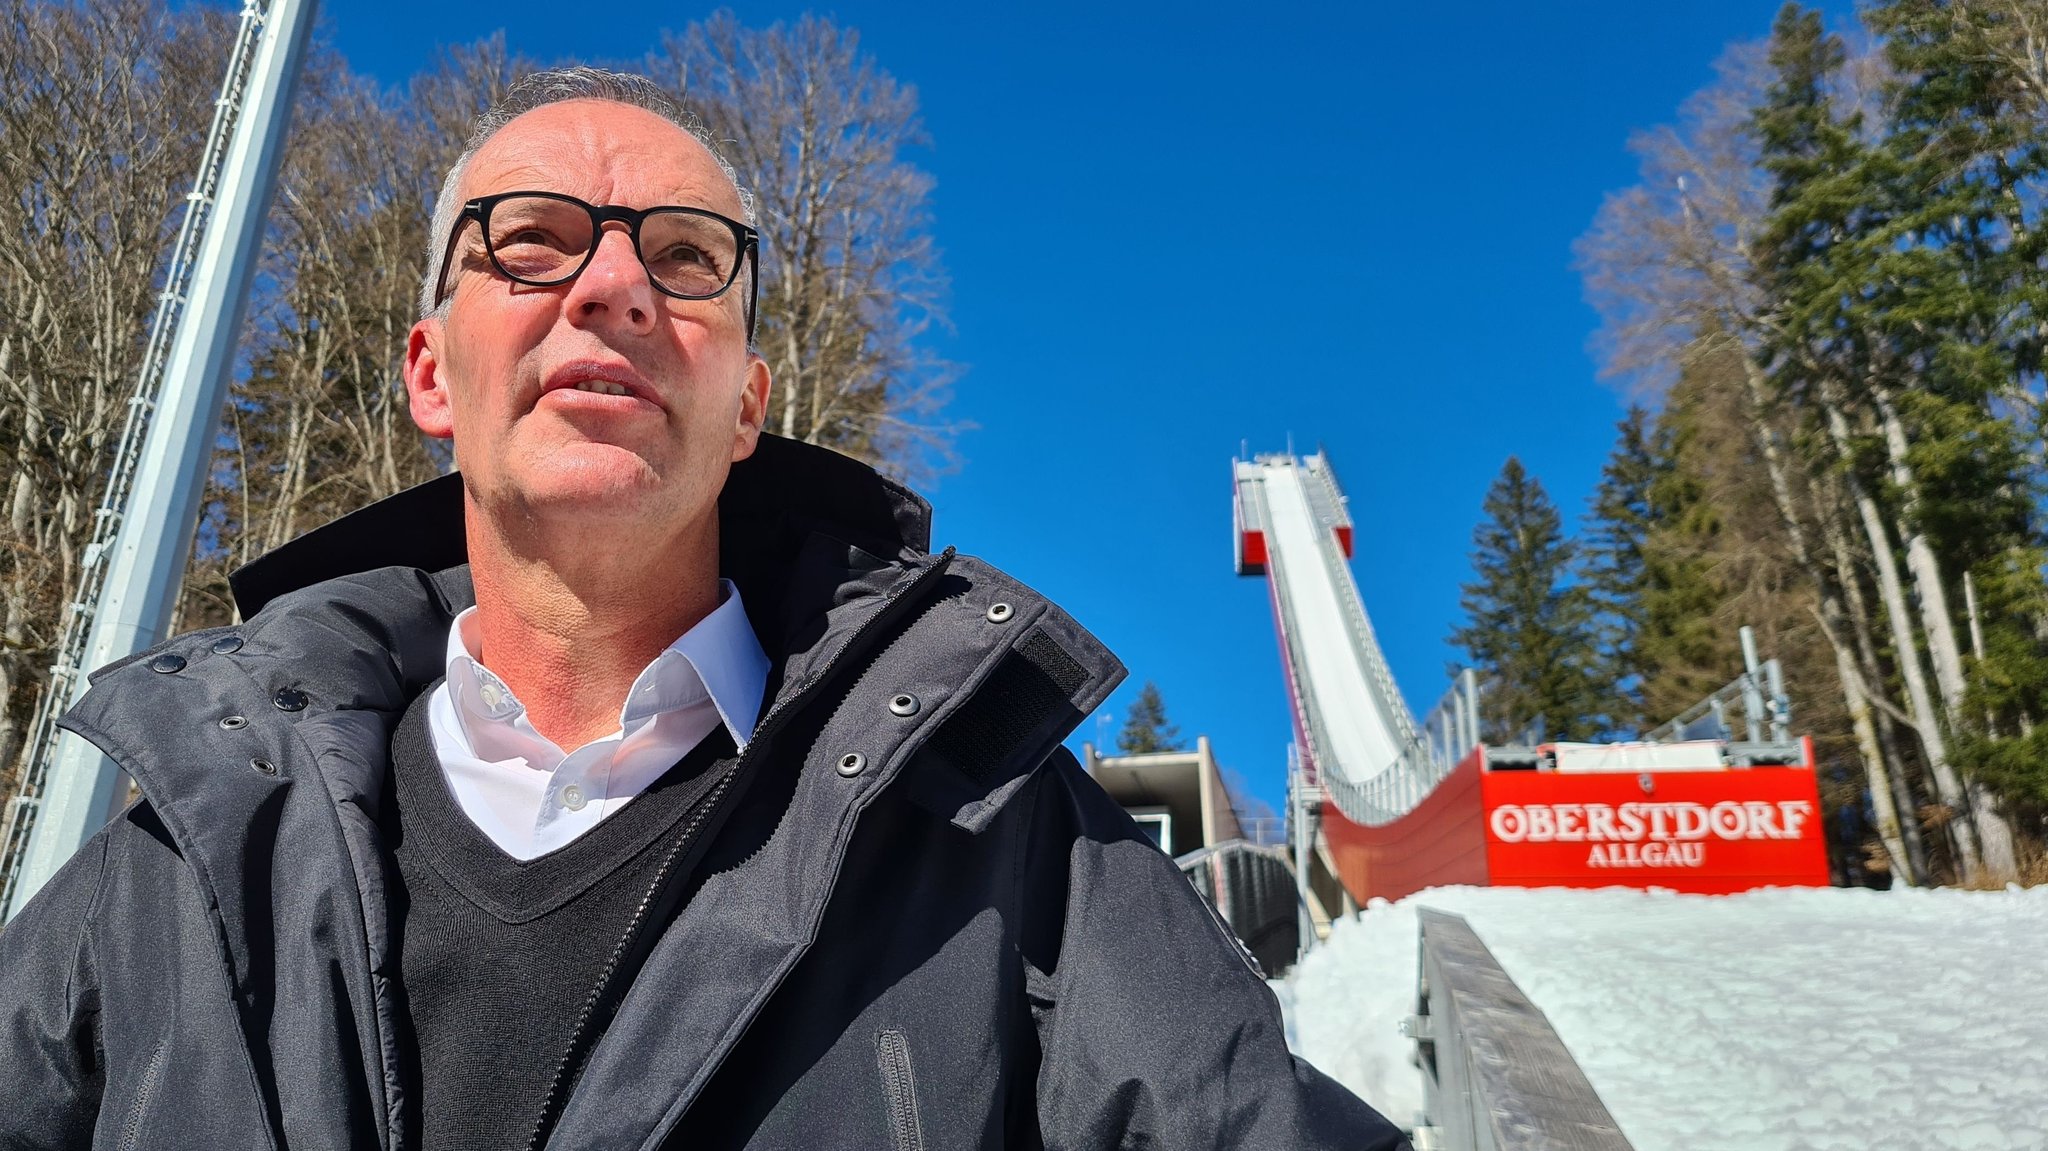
[1273, 885, 2048, 1150]
[1256, 462, 1405, 785]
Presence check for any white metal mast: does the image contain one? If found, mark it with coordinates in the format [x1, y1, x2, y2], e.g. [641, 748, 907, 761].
[0, 0, 318, 920]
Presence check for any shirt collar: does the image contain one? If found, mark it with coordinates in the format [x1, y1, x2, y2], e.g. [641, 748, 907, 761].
[443, 579, 769, 753]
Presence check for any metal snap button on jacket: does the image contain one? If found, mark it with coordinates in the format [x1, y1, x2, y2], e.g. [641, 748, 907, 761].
[210, 636, 244, 655]
[836, 752, 866, 777]
[888, 693, 919, 717]
[148, 653, 186, 674]
[273, 686, 309, 712]
[986, 602, 1013, 623]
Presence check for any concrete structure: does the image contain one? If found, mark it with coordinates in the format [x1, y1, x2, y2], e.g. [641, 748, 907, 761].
[1083, 737, 1305, 973]
[1407, 909, 1634, 1151]
[1082, 736, 1243, 856]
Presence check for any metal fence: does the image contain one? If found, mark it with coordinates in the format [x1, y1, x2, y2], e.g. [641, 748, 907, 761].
[1642, 626, 1790, 745]
[1406, 909, 1634, 1151]
[1251, 463, 1485, 828]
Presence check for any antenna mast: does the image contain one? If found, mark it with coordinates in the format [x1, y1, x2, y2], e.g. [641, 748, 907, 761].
[0, 0, 318, 919]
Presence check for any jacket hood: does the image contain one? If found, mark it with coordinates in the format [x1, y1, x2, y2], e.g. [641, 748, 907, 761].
[227, 432, 934, 618]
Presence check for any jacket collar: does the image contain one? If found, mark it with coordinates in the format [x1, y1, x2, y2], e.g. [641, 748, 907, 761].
[226, 432, 934, 618]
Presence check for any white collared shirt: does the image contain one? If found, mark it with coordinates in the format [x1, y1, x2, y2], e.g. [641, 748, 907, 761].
[424, 580, 769, 860]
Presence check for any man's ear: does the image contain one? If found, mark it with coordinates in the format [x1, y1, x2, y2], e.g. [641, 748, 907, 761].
[405, 319, 456, 440]
[732, 352, 772, 461]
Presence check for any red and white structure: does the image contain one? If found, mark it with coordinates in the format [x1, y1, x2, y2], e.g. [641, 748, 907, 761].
[1232, 451, 1829, 931]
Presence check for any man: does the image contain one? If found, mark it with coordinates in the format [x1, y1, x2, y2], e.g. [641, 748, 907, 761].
[0, 68, 1408, 1149]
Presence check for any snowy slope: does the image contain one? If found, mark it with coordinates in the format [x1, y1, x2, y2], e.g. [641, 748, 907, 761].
[1258, 463, 1404, 785]
[1273, 885, 2048, 1151]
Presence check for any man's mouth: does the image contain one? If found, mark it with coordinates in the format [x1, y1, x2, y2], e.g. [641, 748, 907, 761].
[541, 360, 658, 406]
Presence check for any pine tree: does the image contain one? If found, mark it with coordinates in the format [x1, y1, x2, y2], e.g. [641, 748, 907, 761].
[1637, 344, 1754, 726]
[1116, 682, 1185, 755]
[1582, 406, 1663, 735]
[1855, 0, 2038, 739]
[1752, 2, 2026, 877]
[1953, 547, 2048, 813]
[1449, 458, 1606, 742]
[1866, 0, 2048, 841]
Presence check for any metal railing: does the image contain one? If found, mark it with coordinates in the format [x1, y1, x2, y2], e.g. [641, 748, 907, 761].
[1302, 456, 1420, 753]
[1419, 669, 1483, 782]
[1407, 909, 1634, 1151]
[1237, 815, 1288, 848]
[1642, 627, 1789, 745]
[1252, 462, 1470, 827]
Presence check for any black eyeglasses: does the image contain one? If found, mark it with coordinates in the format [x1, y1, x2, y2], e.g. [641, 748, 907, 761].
[431, 191, 760, 340]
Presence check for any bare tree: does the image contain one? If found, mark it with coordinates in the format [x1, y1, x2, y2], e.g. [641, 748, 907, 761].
[655, 12, 960, 481]
[180, 39, 523, 627]
[0, 0, 230, 801]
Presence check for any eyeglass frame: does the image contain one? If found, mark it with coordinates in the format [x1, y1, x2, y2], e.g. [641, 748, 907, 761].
[429, 190, 760, 342]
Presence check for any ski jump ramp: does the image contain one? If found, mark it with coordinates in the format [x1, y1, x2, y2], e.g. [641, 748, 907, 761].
[1234, 453, 1478, 827]
[1236, 452, 1489, 909]
[1234, 451, 1827, 909]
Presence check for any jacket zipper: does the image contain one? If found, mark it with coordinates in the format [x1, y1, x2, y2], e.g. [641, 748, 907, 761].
[524, 548, 956, 1150]
[875, 1030, 926, 1151]
[119, 1041, 167, 1151]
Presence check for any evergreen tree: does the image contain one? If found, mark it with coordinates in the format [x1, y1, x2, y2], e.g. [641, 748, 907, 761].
[1855, 0, 2040, 676]
[1752, 5, 1870, 390]
[1573, 1, 2048, 877]
[1449, 458, 1606, 742]
[1751, 3, 2029, 878]
[1863, 0, 2048, 835]
[1582, 406, 1664, 734]
[1953, 546, 2048, 812]
[1632, 342, 1784, 728]
[1116, 682, 1186, 755]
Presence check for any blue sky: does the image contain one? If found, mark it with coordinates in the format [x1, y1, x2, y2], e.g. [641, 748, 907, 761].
[327, 0, 1855, 816]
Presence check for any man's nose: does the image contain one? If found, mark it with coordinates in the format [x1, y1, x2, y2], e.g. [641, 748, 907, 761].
[563, 225, 656, 333]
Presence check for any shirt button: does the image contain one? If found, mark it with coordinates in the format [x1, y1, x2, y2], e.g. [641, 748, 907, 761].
[560, 784, 587, 812]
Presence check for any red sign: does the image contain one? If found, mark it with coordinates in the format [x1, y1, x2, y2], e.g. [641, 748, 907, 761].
[1480, 759, 1830, 894]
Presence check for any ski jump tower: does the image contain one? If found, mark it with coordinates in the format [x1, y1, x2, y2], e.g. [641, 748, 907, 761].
[1233, 451, 1830, 924]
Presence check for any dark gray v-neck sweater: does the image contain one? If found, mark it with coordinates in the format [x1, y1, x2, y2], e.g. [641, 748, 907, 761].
[383, 685, 738, 1151]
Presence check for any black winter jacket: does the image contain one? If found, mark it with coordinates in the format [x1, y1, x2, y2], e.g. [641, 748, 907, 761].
[0, 436, 1408, 1151]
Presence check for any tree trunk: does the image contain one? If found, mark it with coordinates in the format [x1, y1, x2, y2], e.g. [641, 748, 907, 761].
[1819, 387, 1985, 880]
[1734, 350, 1920, 881]
[1869, 379, 2019, 879]
[1831, 621, 1914, 880]
[1817, 481, 1931, 883]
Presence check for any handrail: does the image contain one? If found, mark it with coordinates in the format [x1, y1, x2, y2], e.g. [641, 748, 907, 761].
[1253, 465, 1456, 826]
[1642, 661, 1784, 744]
[1304, 456, 1419, 751]
[1409, 909, 1635, 1151]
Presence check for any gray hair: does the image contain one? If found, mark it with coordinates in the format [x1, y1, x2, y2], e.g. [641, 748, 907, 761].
[417, 66, 756, 319]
